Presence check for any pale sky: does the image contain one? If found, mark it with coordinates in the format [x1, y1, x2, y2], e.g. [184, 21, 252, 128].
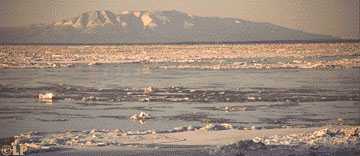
[0, 0, 359, 39]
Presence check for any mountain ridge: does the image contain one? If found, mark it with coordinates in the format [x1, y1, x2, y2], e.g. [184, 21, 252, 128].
[0, 10, 337, 44]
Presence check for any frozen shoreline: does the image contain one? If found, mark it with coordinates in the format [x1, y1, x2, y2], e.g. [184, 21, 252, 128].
[2, 125, 359, 155]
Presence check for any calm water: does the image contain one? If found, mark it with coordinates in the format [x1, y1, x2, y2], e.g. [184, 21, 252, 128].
[0, 63, 359, 138]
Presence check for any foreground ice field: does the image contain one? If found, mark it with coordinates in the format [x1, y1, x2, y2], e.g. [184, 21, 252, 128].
[0, 43, 359, 155]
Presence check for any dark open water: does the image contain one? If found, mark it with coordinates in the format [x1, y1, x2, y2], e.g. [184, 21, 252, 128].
[0, 63, 359, 138]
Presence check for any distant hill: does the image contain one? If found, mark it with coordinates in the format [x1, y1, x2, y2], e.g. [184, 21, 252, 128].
[0, 10, 337, 44]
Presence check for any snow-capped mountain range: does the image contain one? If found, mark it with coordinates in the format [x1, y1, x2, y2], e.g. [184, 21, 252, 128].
[0, 10, 335, 43]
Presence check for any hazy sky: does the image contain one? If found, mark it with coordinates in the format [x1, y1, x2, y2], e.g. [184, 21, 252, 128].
[0, 0, 359, 39]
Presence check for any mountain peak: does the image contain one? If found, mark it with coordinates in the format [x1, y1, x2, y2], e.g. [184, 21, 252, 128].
[53, 10, 119, 28]
[52, 10, 194, 30]
[1, 10, 336, 43]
